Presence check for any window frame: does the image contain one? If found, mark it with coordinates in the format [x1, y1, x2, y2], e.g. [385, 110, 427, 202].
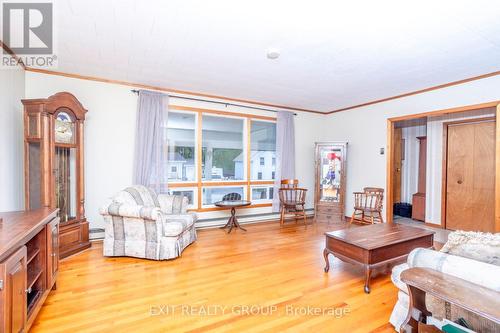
[168, 106, 276, 212]
[165, 110, 198, 183]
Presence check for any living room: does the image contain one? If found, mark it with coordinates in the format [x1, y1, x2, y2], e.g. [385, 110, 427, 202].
[0, 1, 499, 332]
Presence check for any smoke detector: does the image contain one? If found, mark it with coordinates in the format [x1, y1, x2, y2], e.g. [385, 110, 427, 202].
[267, 48, 280, 60]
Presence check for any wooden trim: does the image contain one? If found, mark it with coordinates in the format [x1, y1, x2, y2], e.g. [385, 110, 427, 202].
[25, 68, 323, 114]
[388, 101, 499, 122]
[197, 203, 272, 212]
[24, 67, 500, 116]
[386, 120, 394, 224]
[424, 222, 443, 229]
[0, 40, 26, 69]
[197, 114, 202, 210]
[169, 181, 273, 188]
[248, 181, 274, 185]
[496, 104, 500, 232]
[246, 119, 252, 200]
[201, 181, 248, 187]
[441, 117, 496, 230]
[328, 71, 500, 114]
[168, 182, 198, 188]
[171, 105, 276, 121]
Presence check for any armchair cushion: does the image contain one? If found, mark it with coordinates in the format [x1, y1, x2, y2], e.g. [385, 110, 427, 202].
[100, 201, 161, 220]
[158, 194, 188, 214]
[162, 213, 197, 237]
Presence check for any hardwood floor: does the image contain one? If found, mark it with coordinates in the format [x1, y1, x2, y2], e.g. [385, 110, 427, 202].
[31, 221, 398, 333]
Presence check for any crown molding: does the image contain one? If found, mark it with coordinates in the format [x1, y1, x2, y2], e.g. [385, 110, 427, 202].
[327, 70, 500, 114]
[0, 40, 26, 69]
[24, 67, 325, 114]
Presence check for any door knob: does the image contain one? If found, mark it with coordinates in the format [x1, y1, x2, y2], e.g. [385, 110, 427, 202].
[457, 180, 463, 184]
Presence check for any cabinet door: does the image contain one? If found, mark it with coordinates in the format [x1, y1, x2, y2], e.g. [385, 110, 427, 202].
[46, 217, 60, 288]
[0, 246, 27, 333]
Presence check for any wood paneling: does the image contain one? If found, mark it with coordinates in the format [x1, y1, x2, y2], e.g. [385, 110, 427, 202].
[445, 121, 495, 232]
[30, 222, 400, 333]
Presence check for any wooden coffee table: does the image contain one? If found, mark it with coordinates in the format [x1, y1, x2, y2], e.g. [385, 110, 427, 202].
[323, 223, 434, 293]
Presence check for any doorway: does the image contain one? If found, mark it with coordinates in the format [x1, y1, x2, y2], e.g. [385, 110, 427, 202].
[386, 101, 500, 234]
[443, 119, 496, 232]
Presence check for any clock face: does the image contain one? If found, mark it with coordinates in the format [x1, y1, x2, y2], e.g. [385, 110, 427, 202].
[55, 111, 75, 144]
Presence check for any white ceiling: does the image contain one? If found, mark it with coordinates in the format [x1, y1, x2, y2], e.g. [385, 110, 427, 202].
[49, 0, 500, 112]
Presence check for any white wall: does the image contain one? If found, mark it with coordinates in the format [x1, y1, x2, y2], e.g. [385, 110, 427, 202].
[0, 67, 25, 211]
[25, 71, 324, 229]
[324, 74, 500, 222]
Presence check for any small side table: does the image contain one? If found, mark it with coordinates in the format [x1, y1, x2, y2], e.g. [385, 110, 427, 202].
[215, 200, 251, 233]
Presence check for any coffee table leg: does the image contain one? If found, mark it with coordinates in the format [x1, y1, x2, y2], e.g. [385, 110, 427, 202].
[364, 266, 372, 294]
[323, 248, 331, 272]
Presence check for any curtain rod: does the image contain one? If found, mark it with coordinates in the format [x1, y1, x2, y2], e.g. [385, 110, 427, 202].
[130, 89, 297, 115]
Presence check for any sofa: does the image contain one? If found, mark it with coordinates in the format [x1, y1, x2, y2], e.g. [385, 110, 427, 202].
[100, 185, 197, 260]
[390, 231, 500, 332]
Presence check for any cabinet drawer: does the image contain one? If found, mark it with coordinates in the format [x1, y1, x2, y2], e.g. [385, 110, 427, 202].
[316, 212, 343, 223]
[316, 205, 341, 214]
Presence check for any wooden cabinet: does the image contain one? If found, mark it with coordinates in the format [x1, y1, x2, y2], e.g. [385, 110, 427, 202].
[0, 247, 27, 333]
[46, 218, 59, 289]
[22, 92, 91, 258]
[0, 208, 59, 333]
[314, 142, 348, 223]
[412, 136, 427, 221]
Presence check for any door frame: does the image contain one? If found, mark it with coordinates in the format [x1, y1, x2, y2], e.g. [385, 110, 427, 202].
[441, 117, 496, 229]
[385, 100, 500, 233]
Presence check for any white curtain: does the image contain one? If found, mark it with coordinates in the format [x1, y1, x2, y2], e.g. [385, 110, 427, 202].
[272, 111, 295, 212]
[132, 90, 169, 193]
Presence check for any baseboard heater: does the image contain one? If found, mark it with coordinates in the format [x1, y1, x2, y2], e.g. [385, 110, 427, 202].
[89, 208, 315, 240]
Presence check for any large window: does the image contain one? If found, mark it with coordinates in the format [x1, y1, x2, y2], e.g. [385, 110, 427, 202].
[251, 185, 274, 202]
[202, 186, 245, 206]
[202, 115, 244, 181]
[167, 112, 196, 182]
[167, 109, 276, 210]
[250, 121, 276, 181]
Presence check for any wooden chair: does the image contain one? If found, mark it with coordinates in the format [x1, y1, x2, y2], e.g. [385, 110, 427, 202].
[350, 187, 384, 224]
[280, 179, 299, 189]
[279, 187, 308, 226]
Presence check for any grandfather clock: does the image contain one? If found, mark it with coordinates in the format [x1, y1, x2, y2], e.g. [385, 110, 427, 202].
[23, 92, 91, 258]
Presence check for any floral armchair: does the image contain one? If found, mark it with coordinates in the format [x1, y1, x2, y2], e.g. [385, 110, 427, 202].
[100, 185, 197, 260]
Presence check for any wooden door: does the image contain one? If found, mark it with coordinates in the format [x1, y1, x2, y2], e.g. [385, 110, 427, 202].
[0, 246, 27, 333]
[393, 128, 402, 203]
[46, 217, 60, 288]
[446, 121, 495, 232]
